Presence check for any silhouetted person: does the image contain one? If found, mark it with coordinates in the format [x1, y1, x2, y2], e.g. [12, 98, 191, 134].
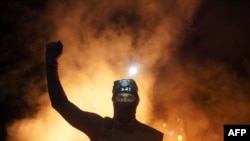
[46, 41, 163, 141]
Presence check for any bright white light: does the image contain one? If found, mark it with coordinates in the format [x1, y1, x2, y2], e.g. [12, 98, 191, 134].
[93, 102, 98, 107]
[128, 65, 139, 76]
[177, 135, 183, 141]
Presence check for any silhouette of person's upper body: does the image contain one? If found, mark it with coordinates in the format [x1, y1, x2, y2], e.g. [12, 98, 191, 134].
[46, 41, 163, 141]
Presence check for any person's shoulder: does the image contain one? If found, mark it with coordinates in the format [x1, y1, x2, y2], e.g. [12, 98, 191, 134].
[103, 117, 113, 126]
[135, 120, 163, 138]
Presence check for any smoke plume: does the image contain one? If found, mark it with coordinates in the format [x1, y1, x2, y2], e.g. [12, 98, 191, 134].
[1, 0, 249, 141]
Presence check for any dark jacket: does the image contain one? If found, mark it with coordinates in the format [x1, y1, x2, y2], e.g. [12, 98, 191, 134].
[46, 62, 163, 141]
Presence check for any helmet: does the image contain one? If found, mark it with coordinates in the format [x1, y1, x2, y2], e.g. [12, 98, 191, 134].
[112, 79, 138, 100]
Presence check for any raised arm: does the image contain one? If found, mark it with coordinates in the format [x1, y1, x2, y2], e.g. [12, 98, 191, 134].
[45, 41, 103, 138]
[46, 41, 66, 109]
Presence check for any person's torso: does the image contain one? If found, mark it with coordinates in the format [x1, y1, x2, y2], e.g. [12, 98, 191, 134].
[96, 118, 163, 141]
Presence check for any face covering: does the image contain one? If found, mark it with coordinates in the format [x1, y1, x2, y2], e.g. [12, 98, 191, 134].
[113, 101, 137, 122]
[112, 79, 139, 122]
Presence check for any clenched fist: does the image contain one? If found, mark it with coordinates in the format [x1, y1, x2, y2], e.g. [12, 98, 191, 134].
[46, 41, 63, 63]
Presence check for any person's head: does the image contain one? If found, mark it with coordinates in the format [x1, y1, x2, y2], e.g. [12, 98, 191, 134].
[112, 79, 139, 121]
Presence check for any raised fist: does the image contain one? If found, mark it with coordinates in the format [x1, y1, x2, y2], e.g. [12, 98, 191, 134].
[46, 41, 63, 62]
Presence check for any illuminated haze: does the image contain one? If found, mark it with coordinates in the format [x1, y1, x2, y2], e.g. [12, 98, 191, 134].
[2, 0, 250, 141]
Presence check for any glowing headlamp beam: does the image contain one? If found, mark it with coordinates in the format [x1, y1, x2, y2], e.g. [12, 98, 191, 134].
[128, 65, 139, 76]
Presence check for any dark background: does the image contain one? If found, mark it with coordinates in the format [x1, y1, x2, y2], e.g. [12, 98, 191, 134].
[1, 0, 250, 140]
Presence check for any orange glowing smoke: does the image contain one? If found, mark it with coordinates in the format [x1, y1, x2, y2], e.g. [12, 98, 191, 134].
[6, 34, 162, 140]
[6, 0, 214, 141]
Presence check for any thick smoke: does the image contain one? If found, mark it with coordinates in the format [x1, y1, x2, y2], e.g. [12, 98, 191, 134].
[1, 0, 52, 141]
[1, 0, 249, 141]
[150, 0, 250, 141]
